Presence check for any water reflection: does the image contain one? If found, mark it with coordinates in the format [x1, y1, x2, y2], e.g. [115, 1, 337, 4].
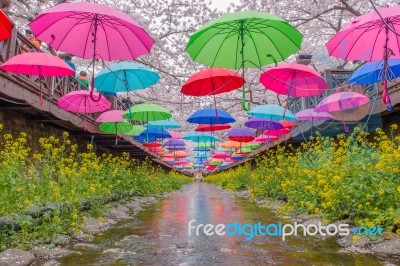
[58, 183, 388, 265]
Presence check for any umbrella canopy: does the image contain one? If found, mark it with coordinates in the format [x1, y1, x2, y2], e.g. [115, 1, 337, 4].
[280, 120, 299, 129]
[164, 139, 185, 146]
[265, 128, 291, 136]
[348, 60, 400, 85]
[58, 90, 111, 114]
[138, 128, 172, 139]
[260, 63, 328, 97]
[221, 140, 242, 149]
[149, 146, 164, 153]
[183, 131, 219, 142]
[1, 52, 74, 76]
[123, 103, 172, 121]
[243, 143, 261, 150]
[0, 10, 12, 42]
[195, 123, 231, 132]
[29, 2, 154, 61]
[254, 134, 278, 143]
[326, 6, 400, 62]
[212, 152, 230, 159]
[227, 127, 255, 142]
[164, 145, 186, 151]
[244, 117, 283, 130]
[295, 109, 334, 121]
[143, 142, 161, 148]
[167, 130, 183, 139]
[314, 92, 369, 113]
[181, 68, 245, 96]
[134, 136, 157, 143]
[186, 10, 302, 110]
[187, 108, 235, 124]
[99, 121, 134, 135]
[186, 10, 302, 69]
[95, 62, 159, 93]
[146, 119, 181, 129]
[248, 104, 298, 121]
[172, 151, 188, 158]
[125, 125, 145, 136]
[95, 110, 125, 123]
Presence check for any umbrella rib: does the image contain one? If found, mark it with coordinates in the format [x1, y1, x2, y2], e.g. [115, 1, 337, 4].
[97, 17, 112, 60]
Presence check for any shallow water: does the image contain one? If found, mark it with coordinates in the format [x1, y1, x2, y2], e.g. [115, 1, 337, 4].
[58, 183, 394, 265]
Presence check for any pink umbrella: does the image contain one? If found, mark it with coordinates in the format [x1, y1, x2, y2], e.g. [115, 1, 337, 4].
[326, 6, 400, 110]
[260, 63, 328, 97]
[265, 128, 291, 136]
[314, 92, 369, 132]
[254, 134, 278, 143]
[95, 110, 125, 123]
[58, 90, 111, 131]
[167, 130, 183, 139]
[0, 52, 74, 106]
[212, 152, 230, 159]
[29, 1, 154, 101]
[296, 108, 334, 137]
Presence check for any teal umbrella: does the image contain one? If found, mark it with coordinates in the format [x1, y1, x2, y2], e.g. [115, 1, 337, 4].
[247, 104, 298, 122]
[146, 119, 181, 129]
[186, 10, 302, 110]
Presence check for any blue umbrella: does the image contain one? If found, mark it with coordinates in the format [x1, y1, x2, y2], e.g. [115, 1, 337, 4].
[146, 119, 181, 129]
[183, 131, 219, 142]
[95, 62, 160, 94]
[133, 136, 157, 143]
[138, 128, 171, 139]
[349, 60, 400, 85]
[164, 145, 186, 151]
[247, 104, 297, 121]
[193, 147, 211, 152]
[187, 108, 235, 124]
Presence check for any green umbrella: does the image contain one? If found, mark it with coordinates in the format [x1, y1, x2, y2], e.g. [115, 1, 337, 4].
[125, 125, 145, 136]
[238, 147, 253, 153]
[243, 143, 261, 150]
[122, 103, 172, 121]
[99, 121, 135, 145]
[186, 10, 302, 110]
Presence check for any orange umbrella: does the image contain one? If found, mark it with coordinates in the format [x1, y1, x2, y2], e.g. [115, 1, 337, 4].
[172, 151, 187, 158]
[221, 140, 242, 149]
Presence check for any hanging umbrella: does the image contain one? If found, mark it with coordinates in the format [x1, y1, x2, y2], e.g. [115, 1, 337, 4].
[143, 142, 161, 148]
[125, 125, 145, 136]
[123, 103, 171, 121]
[248, 104, 298, 121]
[1, 52, 74, 106]
[29, 1, 154, 101]
[348, 59, 400, 85]
[95, 62, 159, 93]
[325, 6, 400, 110]
[183, 131, 219, 143]
[181, 68, 245, 107]
[186, 10, 302, 110]
[227, 127, 255, 143]
[167, 130, 183, 139]
[164, 145, 186, 151]
[212, 152, 230, 159]
[99, 121, 134, 145]
[280, 120, 299, 129]
[96, 110, 124, 123]
[260, 63, 328, 97]
[195, 124, 231, 132]
[0, 10, 12, 42]
[138, 128, 172, 139]
[147, 119, 181, 129]
[58, 90, 111, 130]
[243, 143, 261, 150]
[314, 92, 369, 132]
[221, 140, 242, 149]
[187, 108, 235, 124]
[296, 108, 334, 137]
[254, 134, 279, 143]
[164, 139, 185, 146]
[172, 151, 188, 159]
[244, 117, 283, 131]
[266, 128, 292, 136]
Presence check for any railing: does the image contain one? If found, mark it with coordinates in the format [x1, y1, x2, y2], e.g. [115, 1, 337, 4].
[0, 27, 127, 123]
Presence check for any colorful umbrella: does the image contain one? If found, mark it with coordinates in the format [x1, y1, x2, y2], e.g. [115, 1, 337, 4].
[167, 130, 183, 139]
[183, 131, 219, 143]
[1, 52, 74, 106]
[314, 92, 369, 132]
[260, 63, 328, 97]
[212, 152, 231, 159]
[95, 62, 159, 94]
[164, 139, 185, 146]
[58, 90, 111, 130]
[187, 108, 235, 124]
[254, 134, 279, 143]
[325, 6, 400, 110]
[221, 140, 242, 149]
[195, 124, 231, 132]
[99, 121, 134, 145]
[348, 59, 400, 85]
[227, 127, 255, 143]
[95, 110, 125, 123]
[248, 104, 298, 121]
[125, 125, 146, 136]
[146, 119, 181, 129]
[296, 108, 334, 137]
[0, 10, 12, 42]
[280, 120, 299, 129]
[244, 117, 283, 130]
[186, 10, 302, 110]
[30, 1, 154, 101]
[123, 103, 172, 121]
[243, 143, 261, 150]
[181, 68, 245, 107]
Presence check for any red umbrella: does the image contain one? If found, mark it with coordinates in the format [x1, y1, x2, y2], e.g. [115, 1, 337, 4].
[280, 120, 298, 129]
[143, 142, 161, 148]
[195, 123, 231, 132]
[1, 52, 74, 106]
[181, 68, 245, 107]
[0, 10, 12, 42]
[227, 128, 255, 143]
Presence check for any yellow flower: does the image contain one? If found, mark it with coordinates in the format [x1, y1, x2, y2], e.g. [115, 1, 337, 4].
[397, 186, 400, 193]
[378, 188, 385, 195]
[352, 235, 360, 243]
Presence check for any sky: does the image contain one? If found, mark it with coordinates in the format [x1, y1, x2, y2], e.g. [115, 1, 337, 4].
[209, 0, 240, 10]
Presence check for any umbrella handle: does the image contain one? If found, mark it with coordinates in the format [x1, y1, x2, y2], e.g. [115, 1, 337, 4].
[241, 86, 251, 111]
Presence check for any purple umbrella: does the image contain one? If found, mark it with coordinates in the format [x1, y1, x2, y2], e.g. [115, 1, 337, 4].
[165, 146, 186, 151]
[296, 108, 334, 137]
[244, 117, 283, 130]
[164, 139, 186, 146]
